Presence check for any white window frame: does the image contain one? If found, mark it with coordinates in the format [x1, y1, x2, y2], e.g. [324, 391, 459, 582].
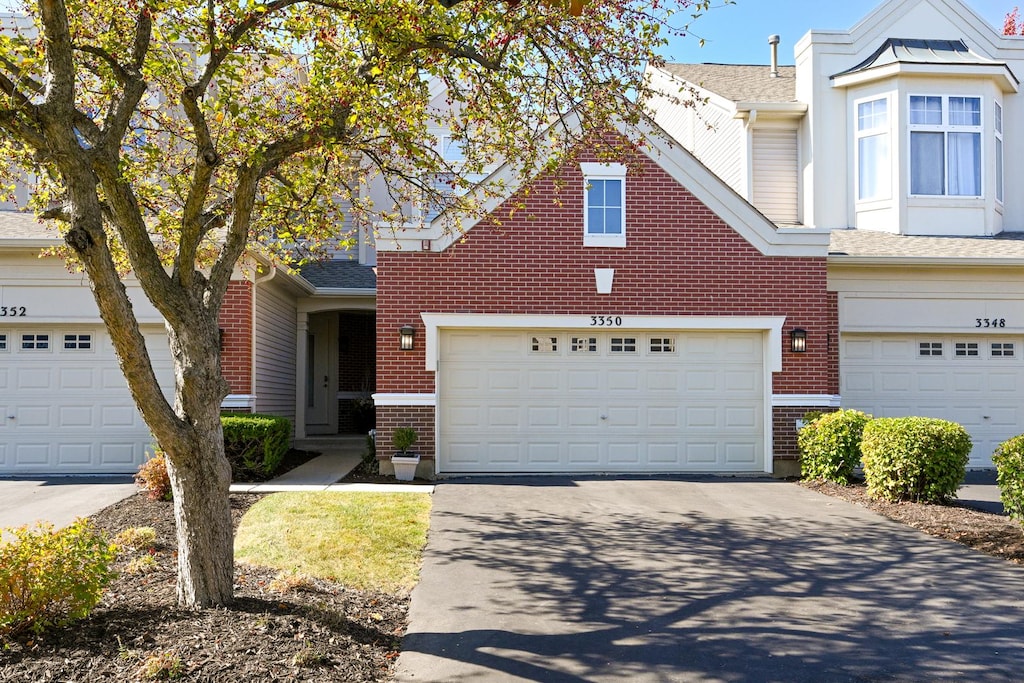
[995, 101, 1004, 205]
[581, 162, 626, 248]
[908, 94, 983, 198]
[854, 94, 891, 202]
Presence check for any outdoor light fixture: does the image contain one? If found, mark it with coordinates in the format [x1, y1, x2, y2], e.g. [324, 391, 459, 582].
[790, 328, 807, 353]
[399, 325, 416, 351]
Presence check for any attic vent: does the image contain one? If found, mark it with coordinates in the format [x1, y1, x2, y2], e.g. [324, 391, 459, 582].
[769, 34, 780, 78]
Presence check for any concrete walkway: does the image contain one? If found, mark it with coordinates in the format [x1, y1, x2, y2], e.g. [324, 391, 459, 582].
[1, 438, 432, 533]
[397, 476, 1024, 683]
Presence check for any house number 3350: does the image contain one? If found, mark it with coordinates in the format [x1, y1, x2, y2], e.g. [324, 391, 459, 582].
[976, 318, 1006, 328]
[590, 315, 623, 327]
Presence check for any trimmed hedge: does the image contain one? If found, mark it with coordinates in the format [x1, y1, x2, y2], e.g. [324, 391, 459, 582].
[221, 413, 291, 480]
[860, 417, 971, 503]
[797, 409, 871, 484]
[993, 434, 1024, 525]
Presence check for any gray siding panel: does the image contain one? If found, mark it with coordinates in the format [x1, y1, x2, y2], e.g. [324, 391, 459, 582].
[253, 280, 297, 426]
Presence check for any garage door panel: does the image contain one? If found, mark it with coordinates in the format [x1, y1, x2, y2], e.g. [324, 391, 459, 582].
[14, 443, 48, 466]
[568, 406, 600, 427]
[725, 443, 758, 464]
[17, 367, 50, 389]
[58, 444, 93, 465]
[100, 442, 143, 466]
[59, 405, 94, 427]
[439, 329, 765, 473]
[17, 406, 51, 427]
[842, 334, 1023, 467]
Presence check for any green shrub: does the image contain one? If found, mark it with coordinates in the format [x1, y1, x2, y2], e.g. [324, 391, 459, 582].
[221, 413, 292, 480]
[993, 434, 1024, 525]
[135, 452, 172, 501]
[860, 417, 971, 503]
[0, 519, 117, 638]
[391, 427, 418, 455]
[797, 409, 872, 484]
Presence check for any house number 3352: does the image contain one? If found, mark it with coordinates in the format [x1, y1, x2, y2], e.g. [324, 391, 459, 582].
[0, 306, 27, 317]
[976, 318, 1006, 328]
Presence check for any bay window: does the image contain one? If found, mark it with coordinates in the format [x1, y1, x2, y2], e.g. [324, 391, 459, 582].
[856, 96, 890, 201]
[909, 95, 981, 197]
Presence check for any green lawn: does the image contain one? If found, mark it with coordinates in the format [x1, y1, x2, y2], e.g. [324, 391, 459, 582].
[234, 491, 431, 593]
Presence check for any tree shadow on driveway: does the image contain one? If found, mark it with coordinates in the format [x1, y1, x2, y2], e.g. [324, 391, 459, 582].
[397, 477, 1024, 682]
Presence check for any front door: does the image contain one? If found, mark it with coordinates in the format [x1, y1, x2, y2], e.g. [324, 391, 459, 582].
[305, 314, 338, 435]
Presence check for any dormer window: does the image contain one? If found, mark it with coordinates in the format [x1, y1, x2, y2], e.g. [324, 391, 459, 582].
[909, 95, 982, 197]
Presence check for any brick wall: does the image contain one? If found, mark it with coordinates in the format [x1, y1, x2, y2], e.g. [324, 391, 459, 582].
[375, 406, 435, 463]
[220, 280, 253, 395]
[377, 136, 838, 465]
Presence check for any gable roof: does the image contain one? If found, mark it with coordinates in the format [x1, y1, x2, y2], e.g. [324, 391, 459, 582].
[658, 63, 796, 103]
[829, 229, 1024, 265]
[376, 110, 828, 258]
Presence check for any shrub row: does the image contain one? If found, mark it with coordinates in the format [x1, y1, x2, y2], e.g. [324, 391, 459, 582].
[993, 435, 1024, 525]
[798, 410, 970, 504]
[135, 414, 293, 499]
[221, 413, 291, 481]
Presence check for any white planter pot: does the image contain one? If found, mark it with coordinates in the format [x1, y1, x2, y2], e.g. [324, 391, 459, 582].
[391, 454, 421, 482]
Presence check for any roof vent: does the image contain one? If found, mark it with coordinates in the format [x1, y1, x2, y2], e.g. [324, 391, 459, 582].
[769, 34, 781, 78]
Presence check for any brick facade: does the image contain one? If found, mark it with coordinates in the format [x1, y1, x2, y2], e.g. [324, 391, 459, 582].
[376, 138, 838, 471]
[220, 280, 253, 396]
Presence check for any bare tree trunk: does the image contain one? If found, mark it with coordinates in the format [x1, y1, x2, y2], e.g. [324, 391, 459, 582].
[161, 317, 236, 608]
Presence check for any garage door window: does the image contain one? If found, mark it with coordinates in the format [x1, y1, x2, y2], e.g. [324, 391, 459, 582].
[649, 337, 676, 353]
[21, 333, 49, 350]
[570, 336, 598, 353]
[919, 341, 943, 357]
[0, 333, 6, 351]
[955, 342, 980, 357]
[992, 342, 1015, 357]
[63, 334, 92, 350]
[610, 337, 637, 353]
[531, 336, 558, 353]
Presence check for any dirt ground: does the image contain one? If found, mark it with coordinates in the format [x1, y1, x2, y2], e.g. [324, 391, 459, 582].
[0, 492, 409, 682]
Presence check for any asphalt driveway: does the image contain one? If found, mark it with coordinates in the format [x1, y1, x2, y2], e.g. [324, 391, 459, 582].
[0, 476, 136, 538]
[396, 477, 1024, 682]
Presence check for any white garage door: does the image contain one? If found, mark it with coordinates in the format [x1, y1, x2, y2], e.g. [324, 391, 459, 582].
[438, 329, 765, 473]
[0, 325, 173, 474]
[841, 334, 1023, 467]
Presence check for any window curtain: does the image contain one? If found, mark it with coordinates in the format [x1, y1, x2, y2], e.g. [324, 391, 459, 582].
[911, 132, 945, 195]
[858, 134, 889, 200]
[947, 132, 981, 196]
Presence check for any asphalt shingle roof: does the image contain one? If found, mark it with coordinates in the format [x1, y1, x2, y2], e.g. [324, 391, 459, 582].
[298, 259, 377, 290]
[829, 229, 1024, 260]
[659, 63, 797, 103]
[0, 210, 57, 240]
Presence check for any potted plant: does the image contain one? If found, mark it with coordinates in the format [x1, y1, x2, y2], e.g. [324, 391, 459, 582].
[390, 427, 420, 481]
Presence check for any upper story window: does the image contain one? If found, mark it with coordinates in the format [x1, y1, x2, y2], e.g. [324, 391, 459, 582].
[995, 102, 1004, 204]
[581, 162, 626, 248]
[856, 96, 890, 201]
[909, 95, 981, 197]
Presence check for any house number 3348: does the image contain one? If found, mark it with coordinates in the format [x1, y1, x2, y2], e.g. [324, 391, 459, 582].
[976, 318, 1006, 328]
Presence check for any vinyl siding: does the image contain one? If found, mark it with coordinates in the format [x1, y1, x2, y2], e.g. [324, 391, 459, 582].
[752, 127, 799, 224]
[253, 278, 297, 425]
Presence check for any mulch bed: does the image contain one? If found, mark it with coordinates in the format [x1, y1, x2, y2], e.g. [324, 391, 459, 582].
[802, 479, 1024, 564]
[0, 491, 409, 682]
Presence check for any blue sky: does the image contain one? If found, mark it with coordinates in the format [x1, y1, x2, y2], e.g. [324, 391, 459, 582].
[664, 0, 1015, 64]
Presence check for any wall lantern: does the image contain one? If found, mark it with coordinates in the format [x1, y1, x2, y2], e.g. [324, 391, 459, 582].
[790, 328, 807, 353]
[399, 325, 416, 351]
